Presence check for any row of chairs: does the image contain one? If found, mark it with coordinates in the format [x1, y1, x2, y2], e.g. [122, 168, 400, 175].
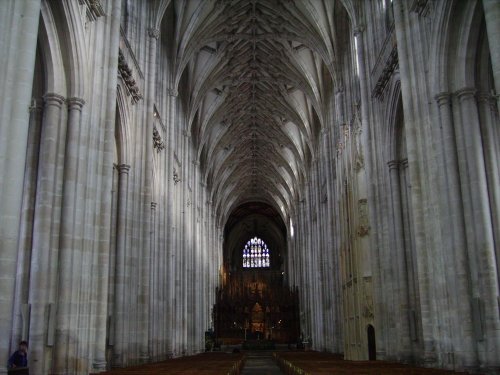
[93, 352, 245, 375]
[274, 352, 470, 375]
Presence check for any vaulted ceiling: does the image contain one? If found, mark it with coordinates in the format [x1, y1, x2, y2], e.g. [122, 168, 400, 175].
[159, 0, 352, 226]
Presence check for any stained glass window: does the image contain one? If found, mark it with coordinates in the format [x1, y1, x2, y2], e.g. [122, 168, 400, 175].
[242, 237, 270, 268]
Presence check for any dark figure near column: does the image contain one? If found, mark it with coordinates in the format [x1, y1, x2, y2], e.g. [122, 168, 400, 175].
[7, 341, 29, 374]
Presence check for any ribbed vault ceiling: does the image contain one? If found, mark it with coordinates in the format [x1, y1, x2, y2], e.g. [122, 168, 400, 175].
[162, 0, 346, 225]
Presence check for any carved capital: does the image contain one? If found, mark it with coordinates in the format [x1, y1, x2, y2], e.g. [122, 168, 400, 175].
[387, 160, 400, 170]
[167, 88, 178, 97]
[148, 27, 160, 40]
[434, 92, 451, 106]
[400, 158, 409, 169]
[79, 0, 105, 22]
[353, 24, 365, 37]
[153, 127, 165, 152]
[29, 98, 44, 112]
[476, 91, 493, 103]
[454, 87, 476, 101]
[118, 49, 143, 104]
[173, 168, 181, 184]
[117, 164, 131, 174]
[354, 152, 364, 172]
[357, 225, 370, 237]
[67, 97, 85, 111]
[43, 93, 65, 108]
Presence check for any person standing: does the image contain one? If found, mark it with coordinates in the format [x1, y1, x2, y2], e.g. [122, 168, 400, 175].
[7, 341, 28, 369]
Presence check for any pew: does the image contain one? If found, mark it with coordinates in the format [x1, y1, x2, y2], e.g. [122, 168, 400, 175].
[274, 352, 476, 375]
[92, 352, 245, 375]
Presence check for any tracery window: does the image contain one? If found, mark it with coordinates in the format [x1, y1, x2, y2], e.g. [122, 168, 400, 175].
[242, 237, 270, 268]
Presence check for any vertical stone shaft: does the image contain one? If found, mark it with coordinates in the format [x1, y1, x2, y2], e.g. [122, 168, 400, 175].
[166, 92, 177, 354]
[139, 26, 159, 363]
[93, 1, 123, 370]
[11, 102, 43, 349]
[0, 1, 41, 370]
[392, 0, 435, 360]
[28, 93, 65, 374]
[482, 0, 500, 109]
[435, 92, 475, 366]
[456, 89, 499, 360]
[54, 97, 85, 373]
[476, 93, 500, 289]
[113, 164, 130, 367]
[388, 160, 411, 354]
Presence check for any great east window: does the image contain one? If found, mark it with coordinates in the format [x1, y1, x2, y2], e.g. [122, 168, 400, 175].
[242, 237, 270, 268]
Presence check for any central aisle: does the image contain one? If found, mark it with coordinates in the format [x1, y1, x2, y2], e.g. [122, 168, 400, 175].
[241, 351, 283, 375]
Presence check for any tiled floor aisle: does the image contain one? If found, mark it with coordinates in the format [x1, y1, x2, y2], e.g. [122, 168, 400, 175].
[240, 351, 283, 375]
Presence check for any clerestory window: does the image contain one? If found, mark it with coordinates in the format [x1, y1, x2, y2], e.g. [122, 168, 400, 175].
[242, 237, 270, 268]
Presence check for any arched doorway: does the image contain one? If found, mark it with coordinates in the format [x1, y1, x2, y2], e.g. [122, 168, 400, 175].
[367, 325, 376, 360]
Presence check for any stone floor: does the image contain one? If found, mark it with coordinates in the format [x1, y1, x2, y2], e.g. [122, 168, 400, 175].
[240, 351, 283, 375]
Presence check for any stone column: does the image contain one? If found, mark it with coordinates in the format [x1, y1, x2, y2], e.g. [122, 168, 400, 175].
[392, 0, 436, 362]
[166, 89, 177, 356]
[139, 26, 159, 364]
[54, 97, 85, 373]
[434, 92, 475, 367]
[28, 92, 65, 374]
[150, 201, 157, 360]
[0, 1, 41, 370]
[399, 159, 418, 345]
[456, 88, 500, 362]
[10, 100, 43, 349]
[387, 160, 411, 354]
[181, 133, 189, 355]
[477, 92, 500, 288]
[113, 164, 130, 367]
[93, 1, 123, 370]
[482, 0, 500, 109]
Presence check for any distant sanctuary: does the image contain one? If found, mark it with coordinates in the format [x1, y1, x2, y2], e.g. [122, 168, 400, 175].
[0, 0, 499, 374]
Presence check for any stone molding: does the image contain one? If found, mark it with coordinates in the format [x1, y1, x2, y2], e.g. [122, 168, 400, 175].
[153, 127, 165, 152]
[173, 168, 181, 184]
[387, 160, 400, 170]
[67, 97, 86, 111]
[353, 25, 365, 37]
[372, 36, 398, 99]
[410, 0, 432, 17]
[43, 93, 65, 107]
[454, 87, 476, 101]
[148, 28, 160, 40]
[167, 88, 178, 97]
[78, 0, 105, 23]
[476, 91, 497, 111]
[434, 92, 451, 106]
[118, 49, 143, 104]
[400, 158, 409, 170]
[116, 164, 131, 174]
[29, 98, 44, 112]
